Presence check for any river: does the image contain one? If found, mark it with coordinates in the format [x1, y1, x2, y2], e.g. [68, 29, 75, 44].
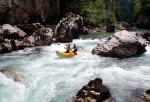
[0, 30, 150, 102]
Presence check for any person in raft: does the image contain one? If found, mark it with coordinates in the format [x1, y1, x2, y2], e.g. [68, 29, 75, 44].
[64, 44, 71, 53]
[72, 44, 77, 52]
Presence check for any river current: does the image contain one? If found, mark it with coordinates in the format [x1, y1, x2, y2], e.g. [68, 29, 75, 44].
[0, 31, 150, 102]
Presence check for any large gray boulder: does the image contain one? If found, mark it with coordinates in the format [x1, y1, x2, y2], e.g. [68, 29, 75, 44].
[0, 24, 27, 54]
[75, 78, 112, 102]
[0, 0, 60, 24]
[0, 24, 26, 39]
[55, 12, 83, 43]
[92, 30, 147, 58]
[23, 27, 54, 46]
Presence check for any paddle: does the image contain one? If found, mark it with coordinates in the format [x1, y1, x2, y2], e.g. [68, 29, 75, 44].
[73, 52, 77, 55]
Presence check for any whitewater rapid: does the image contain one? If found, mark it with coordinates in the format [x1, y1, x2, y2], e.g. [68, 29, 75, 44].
[0, 33, 150, 102]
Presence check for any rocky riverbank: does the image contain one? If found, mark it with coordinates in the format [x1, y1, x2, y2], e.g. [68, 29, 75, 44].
[0, 23, 54, 54]
[0, 13, 86, 54]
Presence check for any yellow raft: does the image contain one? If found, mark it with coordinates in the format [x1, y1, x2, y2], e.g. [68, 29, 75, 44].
[56, 50, 82, 58]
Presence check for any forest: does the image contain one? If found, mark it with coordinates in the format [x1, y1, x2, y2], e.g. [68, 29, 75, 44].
[60, 0, 150, 28]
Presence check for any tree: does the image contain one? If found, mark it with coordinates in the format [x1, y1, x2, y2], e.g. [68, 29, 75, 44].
[134, 0, 150, 24]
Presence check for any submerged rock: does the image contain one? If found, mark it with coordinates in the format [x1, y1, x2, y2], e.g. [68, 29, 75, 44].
[0, 69, 22, 82]
[92, 30, 147, 58]
[75, 78, 112, 102]
[22, 47, 42, 55]
[55, 12, 83, 43]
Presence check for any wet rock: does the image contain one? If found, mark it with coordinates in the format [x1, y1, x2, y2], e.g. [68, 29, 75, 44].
[1, 24, 26, 39]
[81, 26, 105, 34]
[17, 23, 43, 35]
[55, 12, 83, 43]
[16, 41, 26, 50]
[10, 39, 18, 50]
[146, 89, 150, 94]
[0, 69, 22, 82]
[0, 39, 26, 54]
[120, 22, 138, 31]
[80, 27, 89, 35]
[33, 27, 54, 46]
[143, 31, 150, 43]
[75, 78, 112, 102]
[23, 27, 54, 46]
[122, 22, 131, 31]
[106, 24, 115, 32]
[92, 30, 147, 58]
[10, 39, 25, 50]
[23, 36, 35, 47]
[0, 39, 12, 54]
[23, 47, 42, 55]
[142, 89, 150, 101]
[0, 43, 10, 54]
[0, 36, 4, 43]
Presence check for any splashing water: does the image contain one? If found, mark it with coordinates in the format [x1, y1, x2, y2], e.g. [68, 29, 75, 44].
[0, 32, 150, 102]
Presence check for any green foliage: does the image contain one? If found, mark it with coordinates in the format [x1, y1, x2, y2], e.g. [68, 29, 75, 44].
[78, 0, 118, 27]
[114, 0, 123, 21]
[61, 0, 133, 27]
[134, 0, 150, 24]
[79, 0, 107, 26]
[114, 23, 120, 30]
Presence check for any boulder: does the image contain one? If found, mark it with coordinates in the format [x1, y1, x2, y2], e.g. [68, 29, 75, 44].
[92, 30, 147, 58]
[23, 36, 35, 47]
[55, 12, 83, 43]
[10, 39, 18, 50]
[106, 24, 115, 32]
[0, 36, 4, 43]
[121, 22, 138, 31]
[80, 27, 89, 35]
[10, 39, 25, 50]
[23, 27, 54, 46]
[17, 23, 43, 35]
[0, 39, 25, 54]
[0, 39, 12, 54]
[141, 89, 150, 101]
[0, 43, 10, 54]
[122, 22, 131, 31]
[143, 31, 150, 42]
[75, 78, 111, 102]
[1, 24, 26, 39]
[0, 69, 22, 82]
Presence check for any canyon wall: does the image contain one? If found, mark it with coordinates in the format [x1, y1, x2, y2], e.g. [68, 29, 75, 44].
[0, 0, 60, 24]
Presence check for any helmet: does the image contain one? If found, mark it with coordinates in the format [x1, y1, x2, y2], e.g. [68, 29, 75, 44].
[66, 44, 70, 46]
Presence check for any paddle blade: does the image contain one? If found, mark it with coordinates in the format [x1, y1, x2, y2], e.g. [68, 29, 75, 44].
[73, 52, 77, 55]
